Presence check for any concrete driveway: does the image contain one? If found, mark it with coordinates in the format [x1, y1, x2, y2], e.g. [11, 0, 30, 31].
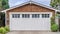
[7, 31, 60, 34]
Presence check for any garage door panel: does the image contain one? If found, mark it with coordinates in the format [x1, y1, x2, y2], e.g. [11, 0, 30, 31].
[9, 12, 52, 31]
[10, 18, 50, 30]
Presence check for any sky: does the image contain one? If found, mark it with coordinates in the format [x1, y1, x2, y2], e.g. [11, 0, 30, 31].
[9, 0, 51, 7]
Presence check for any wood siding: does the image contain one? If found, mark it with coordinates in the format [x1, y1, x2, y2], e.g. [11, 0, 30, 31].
[6, 4, 55, 26]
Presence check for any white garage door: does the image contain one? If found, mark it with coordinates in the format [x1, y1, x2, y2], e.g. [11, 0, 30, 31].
[9, 12, 52, 31]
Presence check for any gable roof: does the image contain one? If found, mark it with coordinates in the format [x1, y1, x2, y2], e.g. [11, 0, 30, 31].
[1, 1, 58, 13]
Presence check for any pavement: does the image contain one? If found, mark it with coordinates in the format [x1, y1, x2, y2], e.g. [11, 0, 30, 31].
[7, 31, 60, 34]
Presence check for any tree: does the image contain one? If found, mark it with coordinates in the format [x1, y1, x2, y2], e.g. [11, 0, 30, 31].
[0, 0, 9, 10]
[50, 0, 60, 18]
[0, 0, 3, 11]
[2, 0, 9, 10]
[50, 0, 60, 9]
[0, 12, 5, 27]
[0, 0, 9, 27]
[50, 0, 60, 31]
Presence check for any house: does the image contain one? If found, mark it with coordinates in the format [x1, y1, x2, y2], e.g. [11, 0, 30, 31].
[1, 1, 58, 31]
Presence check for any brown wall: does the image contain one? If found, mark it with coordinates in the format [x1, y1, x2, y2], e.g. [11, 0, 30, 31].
[6, 4, 55, 25]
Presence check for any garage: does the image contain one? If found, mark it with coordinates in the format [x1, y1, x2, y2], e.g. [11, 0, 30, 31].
[9, 12, 52, 31]
[3, 1, 55, 31]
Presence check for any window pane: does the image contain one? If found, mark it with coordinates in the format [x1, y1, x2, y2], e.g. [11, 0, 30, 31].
[32, 14, 35, 18]
[38, 14, 40, 18]
[42, 14, 45, 18]
[45, 14, 47, 18]
[27, 14, 30, 18]
[17, 14, 20, 18]
[47, 14, 49, 18]
[42, 14, 49, 18]
[12, 14, 20, 18]
[32, 14, 40, 18]
[22, 14, 30, 18]
[15, 14, 17, 18]
[22, 14, 25, 18]
[12, 14, 15, 18]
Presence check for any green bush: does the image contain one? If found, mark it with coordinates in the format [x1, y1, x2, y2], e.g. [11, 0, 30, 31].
[0, 27, 7, 34]
[4, 26, 10, 32]
[0, 26, 10, 34]
[51, 24, 59, 32]
[51, 16, 55, 25]
[51, 16, 59, 32]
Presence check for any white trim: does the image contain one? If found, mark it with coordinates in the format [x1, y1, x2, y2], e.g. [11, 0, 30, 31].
[1, 1, 58, 13]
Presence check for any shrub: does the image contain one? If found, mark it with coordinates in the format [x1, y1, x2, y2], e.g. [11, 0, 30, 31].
[4, 26, 10, 32]
[51, 16, 59, 32]
[0, 26, 10, 34]
[0, 27, 7, 34]
[51, 16, 55, 25]
[51, 24, 59, 32]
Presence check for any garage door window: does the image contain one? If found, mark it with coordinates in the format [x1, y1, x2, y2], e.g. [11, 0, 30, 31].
[22, 14, 30, 18]
[42, 14, 49, 18]
[32, 14, 40, 18]
[12, 14, 20, 18]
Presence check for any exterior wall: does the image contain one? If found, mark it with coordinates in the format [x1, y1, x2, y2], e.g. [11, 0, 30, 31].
[6, 4, 55, 26]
